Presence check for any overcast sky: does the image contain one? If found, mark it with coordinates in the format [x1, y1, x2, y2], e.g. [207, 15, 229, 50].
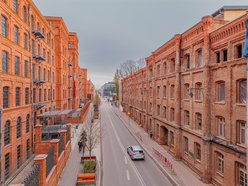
[33, 0, 248, 88]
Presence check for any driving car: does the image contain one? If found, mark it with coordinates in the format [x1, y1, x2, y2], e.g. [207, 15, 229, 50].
[127, 145, 145, 160]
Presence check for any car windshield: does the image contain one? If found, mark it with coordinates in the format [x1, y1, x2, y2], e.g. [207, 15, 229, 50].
[134, 150, 143, 153]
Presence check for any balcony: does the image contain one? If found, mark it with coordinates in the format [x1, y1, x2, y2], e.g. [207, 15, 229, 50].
[32, 30, 45, 39]
[34, 80, 46, 85]
[33, 55, 45, 63]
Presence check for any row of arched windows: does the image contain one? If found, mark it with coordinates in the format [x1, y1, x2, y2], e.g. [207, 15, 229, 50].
[4, 114, 30, 146]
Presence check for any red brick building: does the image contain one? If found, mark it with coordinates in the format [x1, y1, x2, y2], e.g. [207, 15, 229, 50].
[121, 6, 247, 186]
[0, 0, 88, 184]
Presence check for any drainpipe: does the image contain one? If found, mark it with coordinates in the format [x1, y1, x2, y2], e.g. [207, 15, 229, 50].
[28, 4, 35, 152]
[0, 106, 2, 183]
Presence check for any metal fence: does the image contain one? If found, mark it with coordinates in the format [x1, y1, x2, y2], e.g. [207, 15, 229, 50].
[46, 146, 54, 177]
[23, 164, 40, 186]
[58, 138, 63, 157]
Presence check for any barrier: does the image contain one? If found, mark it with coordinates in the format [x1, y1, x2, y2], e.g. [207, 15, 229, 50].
[152, 148, 174, 172]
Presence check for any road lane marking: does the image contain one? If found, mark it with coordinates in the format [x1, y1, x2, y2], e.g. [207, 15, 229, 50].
[125, 156, 127, 165]
[126, 170, 130, 181]
[103, 104, 146, 186]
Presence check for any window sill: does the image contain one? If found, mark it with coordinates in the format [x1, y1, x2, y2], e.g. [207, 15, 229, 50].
[214, 101, 225, 105]
[235, 103, 246, 107]
[216, 172, 224, 178]
[184, 99, 190, 102]
[195, 159, 201, 164]
[236, 143, 246, 148]
[194, 100, 203, 103]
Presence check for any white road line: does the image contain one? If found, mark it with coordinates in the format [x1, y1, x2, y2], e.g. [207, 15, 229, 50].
[103, 104, 146, 186]
[126, 170, 130, 181]
[125, 156, 128, 165]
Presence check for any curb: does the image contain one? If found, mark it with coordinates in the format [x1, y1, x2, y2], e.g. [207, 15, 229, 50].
[112, 109, 181, 186]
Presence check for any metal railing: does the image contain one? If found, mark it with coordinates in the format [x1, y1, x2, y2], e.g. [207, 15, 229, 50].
[46, 147, 54, 177]
[23, 164, 40, 186]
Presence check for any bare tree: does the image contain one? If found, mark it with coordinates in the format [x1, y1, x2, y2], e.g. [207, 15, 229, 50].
[84, 113, 100, 159]
[118, 58, 146, 78]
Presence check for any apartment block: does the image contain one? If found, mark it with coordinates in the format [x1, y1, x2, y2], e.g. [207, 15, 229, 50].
[121, 6, 247, 186]
[0, 0, 89, 184]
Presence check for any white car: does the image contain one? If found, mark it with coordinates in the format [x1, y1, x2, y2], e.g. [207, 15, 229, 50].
[127, 146, 145, 160]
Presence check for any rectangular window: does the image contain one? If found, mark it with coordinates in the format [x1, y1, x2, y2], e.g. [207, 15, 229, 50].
[184, 137, 188, 153]
[2, 51, 8, 73]
[197, 49, 202, 67]
[216, 51, 220, 63]
[16, 87, 20, 106]
[38, 66, 41, 80]
[163, 63, 167, 74]
[14, 56, 19, 75]
[236, 44, 243, 58]
[25, 88, 29, 104]
[237, 121, 246, 145]
[194, 142, 201, 161]
[14, 25, 19, 44]
[24, 60, 28, 77]
[237, 163, 247, 186]
[157, 65, 160, 76]
[3, 87, 9, 108]
[185, 110, 190, 125]
[223, 49, 228, 62]
[195, 83, 202, 100]
[216, 152, 224, 174]
[2, 15, 7, 37]
[171, 59, 175, 72]
[238, 79, 247, 104]
[196, 113, 202, 130]
[13, 0, 18, 13]
[217, 117, 225, 137]
[5, 153, 10, 180]
[24, 33, 27, 50]
[170, 131, 174, 148]
[31, 39, 35, 55]
[186, 54, 190, 69]
[44, 89, 47, 101]
[217, 82, 225, 102]
[184, 84, 189, 99]
[39, 88, 42, 102]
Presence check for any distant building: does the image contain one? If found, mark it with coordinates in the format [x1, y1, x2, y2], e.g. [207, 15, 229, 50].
[101, 82, 116, 97]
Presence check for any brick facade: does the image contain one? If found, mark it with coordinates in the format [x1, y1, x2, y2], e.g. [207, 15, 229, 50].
[121, 8, 247, 186]
[0, 0, 89, 184]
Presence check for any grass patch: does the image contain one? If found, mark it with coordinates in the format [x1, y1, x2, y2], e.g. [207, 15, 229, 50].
[83, 160, 96, 173]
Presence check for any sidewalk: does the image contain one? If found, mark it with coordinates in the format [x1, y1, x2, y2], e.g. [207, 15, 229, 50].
[58, 106, 101, 186]
[113, 107, 212, 186]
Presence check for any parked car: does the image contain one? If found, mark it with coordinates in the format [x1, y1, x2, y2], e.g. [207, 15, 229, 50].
[127, 146, 145, 160]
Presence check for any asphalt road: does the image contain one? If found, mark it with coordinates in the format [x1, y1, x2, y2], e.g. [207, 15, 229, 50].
[101, 100, 172, 186]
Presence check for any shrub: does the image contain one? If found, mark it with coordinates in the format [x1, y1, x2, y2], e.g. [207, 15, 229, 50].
[83, 160, 96, 173]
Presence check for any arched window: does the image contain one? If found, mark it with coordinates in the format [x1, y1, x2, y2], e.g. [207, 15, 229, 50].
[16, 117, 21, 138]
[26, 114, 30, 133]
[4, 121, 10, 145]
[23, 6, 27, 22]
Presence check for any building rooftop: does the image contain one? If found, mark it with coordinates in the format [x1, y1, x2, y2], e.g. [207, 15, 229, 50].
[212, 5, 248, 17]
